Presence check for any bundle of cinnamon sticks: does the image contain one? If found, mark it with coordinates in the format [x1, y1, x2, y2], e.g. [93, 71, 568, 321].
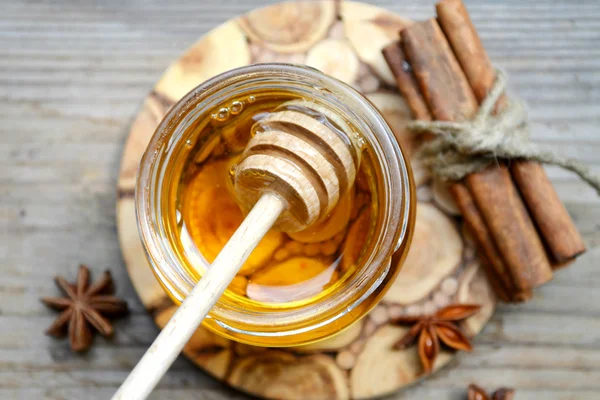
[383, 0, 585, 302]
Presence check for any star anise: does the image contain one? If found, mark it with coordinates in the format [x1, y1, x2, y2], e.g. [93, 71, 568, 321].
[391, 304, 481, 373]
[468, 383, 515, 400]
[41, 265, 129, 352]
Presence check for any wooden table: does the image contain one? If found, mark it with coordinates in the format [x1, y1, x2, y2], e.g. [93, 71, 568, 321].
[1, 0, 599, 399]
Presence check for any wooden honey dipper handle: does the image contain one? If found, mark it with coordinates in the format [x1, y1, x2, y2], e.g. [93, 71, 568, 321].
[112, 194, 285, 400]
[113, 100, 360, 400]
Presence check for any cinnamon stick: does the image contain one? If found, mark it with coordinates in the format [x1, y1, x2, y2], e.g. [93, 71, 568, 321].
[436, 0, 585, 265]
[401, 21, 477, 123]
[478, 253, 532, 303]
[382, 42, 528, 302]
[382, 44, 432, 122]
[449, 183, 532, 302]
[466, 165, 553, 289]
[511, 161, 586, 264]
[401, 19, 553, 290]
[435, 0, 506, 111]
[383, 41, 532, 301]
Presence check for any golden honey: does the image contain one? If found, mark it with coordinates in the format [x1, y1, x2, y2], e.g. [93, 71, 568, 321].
[175, 91, 380, 309]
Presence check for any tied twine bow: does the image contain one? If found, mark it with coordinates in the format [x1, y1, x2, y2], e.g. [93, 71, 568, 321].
[408, 70, 600, 195]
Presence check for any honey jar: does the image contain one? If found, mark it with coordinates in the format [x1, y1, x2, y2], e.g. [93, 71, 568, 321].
[136, 64, 415, 346]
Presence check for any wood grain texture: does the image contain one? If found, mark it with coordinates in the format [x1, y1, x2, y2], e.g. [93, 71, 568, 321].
[1, 0, 599, 399]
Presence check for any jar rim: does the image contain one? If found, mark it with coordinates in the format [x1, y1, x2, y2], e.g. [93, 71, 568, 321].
[136, 63, 413, 346]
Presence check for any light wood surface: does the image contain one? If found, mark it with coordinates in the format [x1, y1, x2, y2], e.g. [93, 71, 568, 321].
[116, 3, 494, 398]
[2, 0, 599, 399]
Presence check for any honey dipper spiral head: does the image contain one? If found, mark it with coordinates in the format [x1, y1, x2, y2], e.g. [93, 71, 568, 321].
[234, 100, 362, 232]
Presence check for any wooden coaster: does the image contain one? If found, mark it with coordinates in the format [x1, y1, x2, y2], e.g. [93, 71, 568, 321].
[116, 2, 496, 399]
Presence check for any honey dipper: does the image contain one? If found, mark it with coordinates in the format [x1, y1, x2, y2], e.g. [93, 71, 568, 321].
[113, 101, 362, 400]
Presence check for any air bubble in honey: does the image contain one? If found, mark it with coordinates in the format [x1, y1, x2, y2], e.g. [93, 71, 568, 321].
[230, 101, 244, 115]
[215, 108, 230, 121]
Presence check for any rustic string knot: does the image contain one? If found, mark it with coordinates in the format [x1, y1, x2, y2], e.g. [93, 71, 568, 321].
[408, 70, 600, 195]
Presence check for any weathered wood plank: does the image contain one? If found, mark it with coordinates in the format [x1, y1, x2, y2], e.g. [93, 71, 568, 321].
[1, 387, 599, 400]
[463, 344, 600, 369]
[478, 312, 600, 346]
[0, 0, 599, 397]
[0, 347, 189, 370]
[0, 316, 159, 349]
[2, 30, 600, 43]
[0, 369, 225, 389]
[429, 367, 600, 391]
[395, 389, 600, 400]
[0, 363, 598, 392]
[0, 389, 246, 400]
[3, 344, 599, 373]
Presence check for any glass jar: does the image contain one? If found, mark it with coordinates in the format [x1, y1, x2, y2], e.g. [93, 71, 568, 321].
[136, 63, 415, 347]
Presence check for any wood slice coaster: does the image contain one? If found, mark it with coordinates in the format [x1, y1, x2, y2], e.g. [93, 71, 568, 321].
[116, 2, 496, 399]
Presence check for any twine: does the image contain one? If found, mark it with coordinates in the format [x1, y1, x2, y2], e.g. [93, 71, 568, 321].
[408, 70, 600, 195]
